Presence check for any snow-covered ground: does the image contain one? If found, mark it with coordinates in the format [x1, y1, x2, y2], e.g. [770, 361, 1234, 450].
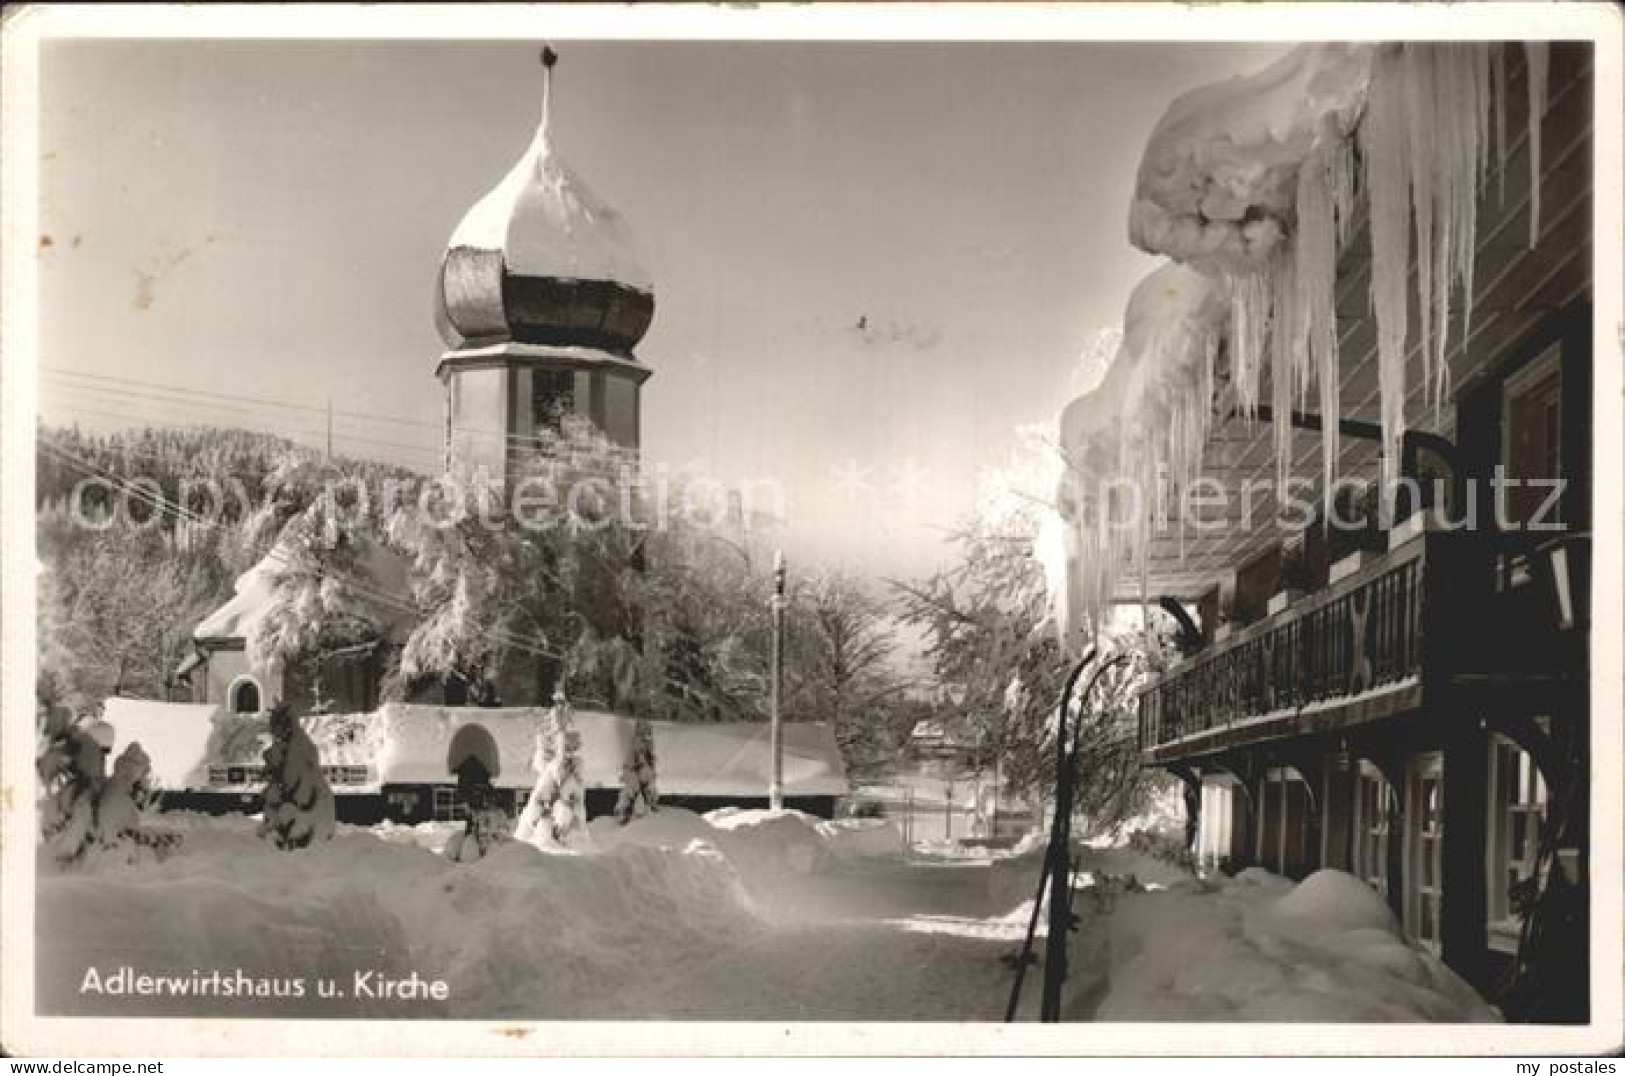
[35, 808, 1497, 1022]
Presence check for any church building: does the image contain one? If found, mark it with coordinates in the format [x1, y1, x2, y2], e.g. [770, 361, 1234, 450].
[176, 53, 656, 717]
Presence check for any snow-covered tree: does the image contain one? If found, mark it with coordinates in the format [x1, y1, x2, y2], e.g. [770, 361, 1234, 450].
[894, 428, 1173, 821]
[248, 502, 388, 700]
[614, 717, 659, 823]
[36, 705, 110, 865]
[786, 571, 909, 779]
[515, 694, 588, 848]
[389, 415, 635, 704]
[37, 705, 179, 865]
[94, 742, 181, 864]
[258, 704, 336, 850]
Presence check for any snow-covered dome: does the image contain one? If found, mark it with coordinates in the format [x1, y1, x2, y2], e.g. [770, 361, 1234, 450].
[436, 57, 655, 358]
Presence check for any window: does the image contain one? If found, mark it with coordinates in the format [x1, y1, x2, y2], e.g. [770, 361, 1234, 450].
[1352, 763, 1394, 899]
[1501, 344, 1564, 530]
[228, 676, 262, 715]
[1405, 753, 1445, 954]
[532, 369, 576, 430]
[1486, 733, 1548, 951]
[432, 786, 469, 823]
[1257, 768, 1313, 877]
[1198, 779, 1235, 870]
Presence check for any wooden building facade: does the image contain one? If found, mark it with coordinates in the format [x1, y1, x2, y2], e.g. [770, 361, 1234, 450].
[1131, 44, 1594, 1021]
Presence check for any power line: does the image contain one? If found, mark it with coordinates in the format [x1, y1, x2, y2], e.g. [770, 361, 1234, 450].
[41, 385, 442, 462]
[40, 438, 565, 663]
[42, 364, 640, 456]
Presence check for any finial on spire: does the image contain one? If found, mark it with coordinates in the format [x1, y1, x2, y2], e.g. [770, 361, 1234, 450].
[539, 45, 559, 138]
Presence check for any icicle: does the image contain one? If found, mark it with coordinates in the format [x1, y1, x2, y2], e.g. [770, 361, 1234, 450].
[1269, 250, 1299, 498]
[1524, 41, 1549, 248]
[1361, 46, 1411, 520]
[1402, 45, 1438, 425]
[1329, 128, 1358, 249]
[1492, 45, 1509, 203]
[1440, 46, 1489, 412]
[1295, 139, 1342, 516]
[1228, 271, 1269, 415]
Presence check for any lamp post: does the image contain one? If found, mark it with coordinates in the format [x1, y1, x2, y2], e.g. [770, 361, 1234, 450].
[769, 550, 786, 810]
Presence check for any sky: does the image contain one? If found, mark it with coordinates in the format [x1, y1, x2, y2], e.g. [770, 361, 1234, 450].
[36, 37, 1286, 580]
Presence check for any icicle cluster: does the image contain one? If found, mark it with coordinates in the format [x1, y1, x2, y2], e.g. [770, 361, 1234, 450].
[1524, 42, 1549, 248]
[1053, 263, 1228, 648]
[1224, 128, 1358, 514]
[1357, 43, 1543, 512]
[1052, 41, 1552, 636]
[1126, 41, 1549, 527]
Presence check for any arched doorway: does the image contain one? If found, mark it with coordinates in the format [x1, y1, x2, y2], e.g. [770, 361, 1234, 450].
[442, 723, 503, 822]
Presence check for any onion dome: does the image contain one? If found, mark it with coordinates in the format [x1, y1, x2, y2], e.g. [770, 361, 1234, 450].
[436, 51, 655, 358]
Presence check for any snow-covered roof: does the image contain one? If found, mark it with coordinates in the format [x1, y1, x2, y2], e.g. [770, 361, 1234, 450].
[104, 700, 850, 798]
[436, 62, 655, 357]
[192, 539, 414, 647]
[102, 698, 225, 791]
[1129, 44, 1373, 275]
[447, 122, 651, 293]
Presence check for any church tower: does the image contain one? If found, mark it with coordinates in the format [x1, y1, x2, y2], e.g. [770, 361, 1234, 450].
[434, 50, 654, 489]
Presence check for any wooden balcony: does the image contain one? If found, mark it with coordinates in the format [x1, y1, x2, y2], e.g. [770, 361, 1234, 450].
[1137, 529, 1578, 766]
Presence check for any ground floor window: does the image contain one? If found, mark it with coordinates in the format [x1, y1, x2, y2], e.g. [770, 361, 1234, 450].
[1486, 732, 1549, 952]
[1257, 768, 1315, 878]
[1405, 753, 1445, 953]
[1197, 778, 1236, 869]
[432, 786, 469, 823]
[1351, 762, 1394, 899]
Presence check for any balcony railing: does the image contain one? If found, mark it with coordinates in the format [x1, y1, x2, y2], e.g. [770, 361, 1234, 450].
[1139, 534, 1440, 757]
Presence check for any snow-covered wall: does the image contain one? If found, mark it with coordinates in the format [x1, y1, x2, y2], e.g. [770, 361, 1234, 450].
[102, 699, 850, 799]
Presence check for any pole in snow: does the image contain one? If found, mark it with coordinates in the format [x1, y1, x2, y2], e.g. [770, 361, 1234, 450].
[769, 549, 786, 810]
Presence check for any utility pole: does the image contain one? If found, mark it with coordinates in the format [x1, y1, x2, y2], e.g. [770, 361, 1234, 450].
[769, 550, 786, 810]
[325, 394, 333, 461]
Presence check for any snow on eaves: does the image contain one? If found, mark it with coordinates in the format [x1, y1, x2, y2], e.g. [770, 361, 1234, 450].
[1128, 43, 1375, 275]
[1044, 262, 1230, 646]
[192, 539, 415, 647]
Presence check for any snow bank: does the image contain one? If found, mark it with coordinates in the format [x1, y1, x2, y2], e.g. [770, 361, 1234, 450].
[815, 817, 908, 860]
[1095, 868, 1500, 1021]
[587, 806, 721, 853]
[702, 808, 839, 876]
[37, 818, 758, 1018]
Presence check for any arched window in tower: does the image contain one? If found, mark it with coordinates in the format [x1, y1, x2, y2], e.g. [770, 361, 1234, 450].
[533, 369, 576, 431]
[228, 676, 262, 715]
